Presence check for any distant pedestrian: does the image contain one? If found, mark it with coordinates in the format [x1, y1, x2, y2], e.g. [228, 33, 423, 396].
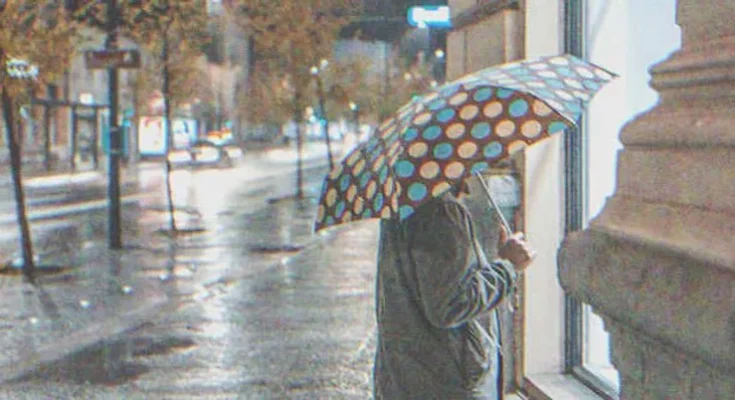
[373, 179, 536, 399]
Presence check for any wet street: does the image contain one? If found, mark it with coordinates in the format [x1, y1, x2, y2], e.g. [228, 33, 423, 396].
[0, 144, 379, 399]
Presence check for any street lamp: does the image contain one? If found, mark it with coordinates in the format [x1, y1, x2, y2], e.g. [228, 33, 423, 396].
[434, 49, 445, 60]
[309, 63, 334, 169]
[349, 101, 360, 139]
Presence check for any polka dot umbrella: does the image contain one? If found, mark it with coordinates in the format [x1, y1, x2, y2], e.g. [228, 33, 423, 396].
[314, 54, 616, 232]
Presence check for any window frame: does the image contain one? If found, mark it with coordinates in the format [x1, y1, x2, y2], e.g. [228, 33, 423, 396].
[561, 1, 618, 398]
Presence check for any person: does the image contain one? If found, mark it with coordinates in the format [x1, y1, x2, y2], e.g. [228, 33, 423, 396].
[373, 178, 537, 399]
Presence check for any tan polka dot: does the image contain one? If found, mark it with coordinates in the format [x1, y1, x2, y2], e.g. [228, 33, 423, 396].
[326, 188, 338, 207]
[413, 112, 432, 126]
[328, 164, 344, 179]
[346, 184, 358, 202]
[395, 184, 403, 198]
[407, 142, 428, 158]
[444, 162, 465, 179]
[352, 159, 366, 175]
[521, 121, 543, 138]
[460, 105, 479, 120]
[341, 212, 353, 223]
[496, 120, 516, 137]
[346, 151, 361, 166]
[381, 207, 392, 218]
[379, 118, 395, 131]
[457, 142, 478, 159]
[508, 140, 528, 155]
[366, 181, 377, 200]
[381, 125, 396, 138]
[317, 205, 326, 222]
[446, 123, 466, 139]
[449, 92, 469, 106]
[432, 182, 452, 197]
[372, 155, 386, 171]
[353, 198, 365, 214]
[423, 92, 439, 103]
[483, 102, 503, 118]
[533, 100, 553, 117]
[391, 194, 399, 211]
[384, 177, 395, 196]
[388, 141, 401, 157]
[420, 161, 441, 179]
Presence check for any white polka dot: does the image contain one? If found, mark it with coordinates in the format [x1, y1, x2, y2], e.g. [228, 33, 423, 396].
[576, 67, 595, 78]
[446, 123, 466, 139]
[499, 79, 517, 85]
[444, 162, 465, 179]
[529, 63, 549, 70]
[538, 70, 558, 78]
[545, 100, 564, 112]
[521, 121, 543, 138]
[564, 78, 583, 89]
[573, 90, 591, 100]
[460, 105, 480, 120]
[555, 90, 574, 101]
[483, 102, 503, 118]
[527, 81, 546, 88]
[420, 161, 440, 179]
[595, 69, 613, 81]
[449, 92, 469, 106]
[458, 142, 478, 159]
[496, 120, 516, 137]
[533, 100, 553, 116]
[550, 56, 570, 66]
[408, 142, 428, 158]
[413, 112, 432, 126]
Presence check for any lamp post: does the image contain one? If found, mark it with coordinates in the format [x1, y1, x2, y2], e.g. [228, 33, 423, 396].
[310, 60, 334, 170]
[349, 101, 360, 139]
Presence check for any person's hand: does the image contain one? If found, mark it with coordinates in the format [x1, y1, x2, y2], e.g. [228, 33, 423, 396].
[497, 228, 537, 271]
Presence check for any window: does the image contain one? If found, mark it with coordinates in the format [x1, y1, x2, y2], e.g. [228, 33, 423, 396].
[563, 0, 681, 396]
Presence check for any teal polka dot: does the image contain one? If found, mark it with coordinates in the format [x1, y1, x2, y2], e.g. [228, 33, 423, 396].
[510, 67, 531, 76]
[359, 174, 371, 189]
[326, 216, 335, 225]
[407, 183, 428, 202]
[565, 101, 582, 114]
[339, 175, 351, 192]
[547, 79, 565, 89]
[473, 88, 493, 102]
[335, 201, 346, 218]
[534, 89, 556, 99]
[373, 193, 384, 211]
[484, 142, 503, 158]
[433, 143, 454, 160]
[422, 125, 442, 141]
[471, 161, 490, 174]
[378, 165, 389, 184]
[583, 80, 600, 90]
[556, 67, 575, 77]
[549, 121, 568, 134]
[509, 99, 529, 117]
[362, 209, 373, 219]
[428, 99, 447, 111]
[497, 88, 514, 99]
[437, 108, 456, 123]
[395, 160, 415, 178]
[402, 128, 419, 141]
[440, 84, 460, 97]
[399, 205, 415, 220]
[471, 123, 491, 139]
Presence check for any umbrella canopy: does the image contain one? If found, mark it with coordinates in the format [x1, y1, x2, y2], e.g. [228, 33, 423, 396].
[314, 54, 615, 232]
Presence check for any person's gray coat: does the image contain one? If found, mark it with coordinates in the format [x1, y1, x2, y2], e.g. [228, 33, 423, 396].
[373, 193, 517, 400]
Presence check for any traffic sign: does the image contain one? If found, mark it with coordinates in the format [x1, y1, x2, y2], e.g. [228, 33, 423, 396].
[85, 49, 141, 69]
[407, 6, 452, 28]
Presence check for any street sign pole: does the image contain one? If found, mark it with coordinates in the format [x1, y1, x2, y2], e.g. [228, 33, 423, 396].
[106, 0, 122, 249]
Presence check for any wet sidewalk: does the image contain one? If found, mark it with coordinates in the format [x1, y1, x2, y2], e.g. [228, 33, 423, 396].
[0, 156, 379, 398]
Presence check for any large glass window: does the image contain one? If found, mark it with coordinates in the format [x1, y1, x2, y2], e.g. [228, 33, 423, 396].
[567, 0, 681, 396]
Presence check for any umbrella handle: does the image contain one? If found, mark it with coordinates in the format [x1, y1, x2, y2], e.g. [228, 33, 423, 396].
[474, 171, 514, 235]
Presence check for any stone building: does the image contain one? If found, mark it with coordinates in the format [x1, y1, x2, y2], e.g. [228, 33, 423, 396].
[447, 0, 733, 398]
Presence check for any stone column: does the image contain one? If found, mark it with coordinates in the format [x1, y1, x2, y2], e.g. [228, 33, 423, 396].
[558, 1, 735, 399]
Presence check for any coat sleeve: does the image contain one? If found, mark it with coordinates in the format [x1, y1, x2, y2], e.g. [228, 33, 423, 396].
[407, 201, 515, 329]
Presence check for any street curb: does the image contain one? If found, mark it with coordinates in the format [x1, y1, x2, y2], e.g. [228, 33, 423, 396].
[0, 290, 177, 384]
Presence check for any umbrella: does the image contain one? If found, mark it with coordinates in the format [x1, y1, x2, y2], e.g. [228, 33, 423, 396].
[314, 54, 615, 232]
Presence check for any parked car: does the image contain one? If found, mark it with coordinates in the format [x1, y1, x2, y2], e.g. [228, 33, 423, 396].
[168, 140, 242, 169]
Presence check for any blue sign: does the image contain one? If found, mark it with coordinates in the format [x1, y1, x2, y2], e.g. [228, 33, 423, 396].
[407, 6, 452, 28]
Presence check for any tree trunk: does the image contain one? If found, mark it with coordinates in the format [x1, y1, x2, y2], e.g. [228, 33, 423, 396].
[2, 87, 36, 284]
[294, 91, 304, 199]
[315, 76, 334, 170]
[162, 35, 177, 232]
